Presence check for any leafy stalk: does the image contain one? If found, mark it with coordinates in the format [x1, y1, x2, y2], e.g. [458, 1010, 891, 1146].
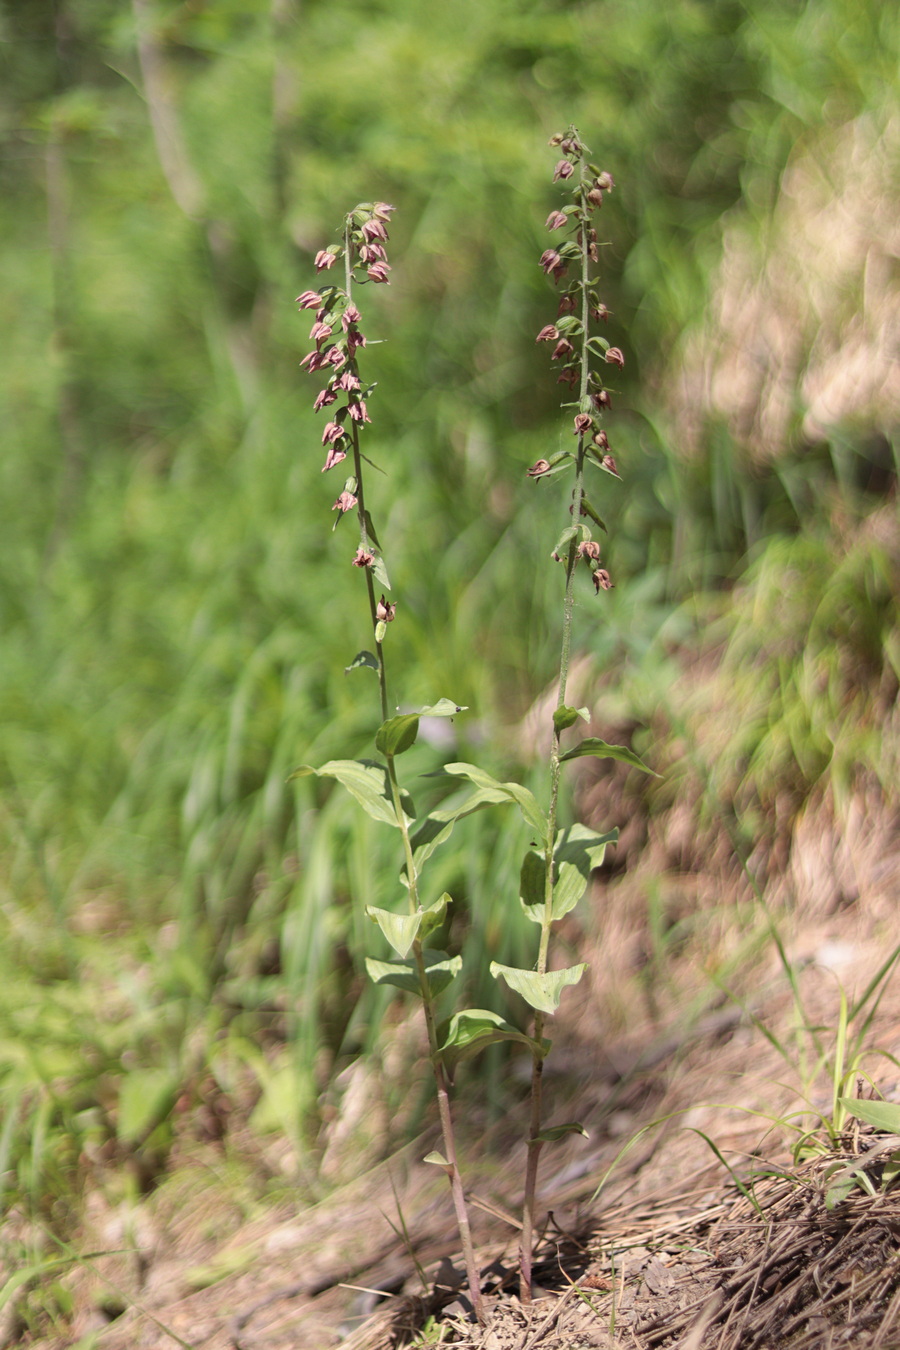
[520, 129, 624, 1301]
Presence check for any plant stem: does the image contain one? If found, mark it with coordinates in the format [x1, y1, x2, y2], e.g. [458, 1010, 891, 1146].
[384, 754, 485, 1323]
[520, 173, 592, 1303]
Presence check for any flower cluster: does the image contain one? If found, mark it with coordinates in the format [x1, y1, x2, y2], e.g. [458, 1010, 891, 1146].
[297, 203, 394, 481]
[529, 128, 623, 594]
[298, 202, 396, 574]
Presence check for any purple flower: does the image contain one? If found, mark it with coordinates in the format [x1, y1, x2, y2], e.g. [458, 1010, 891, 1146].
[367, 261, 391, 284]
[540, 249, 562, 275]
[557, 295, 577, 316]
[346, 329, 366, 354]
[536, 325, 559, 343]
[332, 490, 358, 514]
[605, 347, 625, 368]
[526, 459, 552, 478]
[545, 210, 568, 230]
[322, 445, 347, 472]
[359, 242, 387, 264]
[315, 250, 339, 272]
[577, 540, 602, 561]
[348, 400, 371, 423]
[299, 349, 330, 372]
[551, 338, 573, 361]
[375, 594, 396, 622]
[590, 304, 609, 323]
[336, 371, 361, 391]
[552, 159, 574, 182]
[341, 304, 362, 330]
[361, 219, 389, 242]
[372, 202, 396, 221]
[352, 546, 375, 567]
[296, 290, 323, 309]
[592, 568, 613, 592]
[573, 413, 593, 436]
[309, 321, 333, 344]
[313, 387, 338, 411]
[322, 421, 345, 445]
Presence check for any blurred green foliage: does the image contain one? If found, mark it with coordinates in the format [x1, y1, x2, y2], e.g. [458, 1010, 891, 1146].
[0, 0, 897, 1238]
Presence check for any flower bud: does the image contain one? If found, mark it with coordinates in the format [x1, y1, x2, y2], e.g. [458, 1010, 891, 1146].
[592, 390, 611, 411]
[601, 454, 619, 477]
[586, 188, 604, 208]
[594, 172, 615, 192]
[592, 429, 609, 450]
[605, 347, 625, 369]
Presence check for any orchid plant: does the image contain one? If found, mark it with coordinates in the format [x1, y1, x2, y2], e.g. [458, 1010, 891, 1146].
[293, 129, 652, 1323]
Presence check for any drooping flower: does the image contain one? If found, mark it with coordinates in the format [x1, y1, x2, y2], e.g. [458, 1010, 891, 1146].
[536, 325, 559, 343]
[545, 210, 568, 230]
[313, 387, 338, 412]
[341, 304, 362, 330]
[352, 546, 375, 567]
[309, 321, 333, 344]
[322, 445, 347, 472]
[605, 347, 625, 368]
[526, 459, 552, 478]
[332, 490, 358, 514]
[367, 261, 391, 284]
[551, 338, 574, 361]
[315, 250, 339, 272]
[592, 568, 613, 592]
[296, 290, 323, 309]
[577, 540, 602, 561]
[573, 413, 593, 436]
[348, 399, 371, 423]
[361, 219, 389, 242]
[322, 421, 346, 445]
[552, 159, 574, 182]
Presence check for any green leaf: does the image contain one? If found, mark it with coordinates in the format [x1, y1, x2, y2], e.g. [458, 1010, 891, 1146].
[290, 759, 414, 827]
[552, 524, 582, 557]
[559, 739, 659, 775]
[407, 788, 509, 877]
[490, 962, 587, 1015]
[418, 699, 468, 717]
[587, 335, 610, 356]
[519, 849, 546, 920]
[442, 763, 547, 837]
[366, 951, 462, 998]
[555, 822, 619, 873]
[369, 894, 450, 956]
[824, 1160, 876, 1210]
[551, 861, 588, 920]
[552, 705, 590, 733]
[363, 509, 382, 550]
[375, 713, 419, 757]
[366, 907, 423, 958]
[579, 497, 607, 533]
[437, 1008, 543, 1071]
[531, 1121, 589, 1144]
[423, 1151, 452, 1172]
[117, 1068, 180, 1145]
[838, 1098, 900, 1133]
[345, 650, 379, 674]
[372, 554, 391, 590]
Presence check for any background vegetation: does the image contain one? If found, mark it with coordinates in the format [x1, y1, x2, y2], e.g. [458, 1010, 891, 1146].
[0, 0, 898, 1333]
